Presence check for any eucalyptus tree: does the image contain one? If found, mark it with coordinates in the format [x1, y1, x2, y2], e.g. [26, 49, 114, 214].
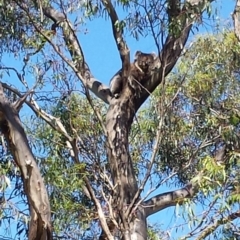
[0, 0, 239, 240]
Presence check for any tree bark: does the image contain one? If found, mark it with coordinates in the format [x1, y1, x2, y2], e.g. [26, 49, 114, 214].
[0, 84, 52, 240]
[196, 210, 240, 240]
[144, 183, 197, 217]
[233, 0, 240, 41]
[106, 91, 141, 239]
[129, 206, 148, 240]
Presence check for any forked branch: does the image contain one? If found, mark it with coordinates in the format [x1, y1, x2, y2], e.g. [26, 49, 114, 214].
[16, 0, 112, 104]
[143, 0, 215, 102]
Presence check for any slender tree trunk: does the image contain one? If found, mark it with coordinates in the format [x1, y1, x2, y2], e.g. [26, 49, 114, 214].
[0, 85, 52, 240]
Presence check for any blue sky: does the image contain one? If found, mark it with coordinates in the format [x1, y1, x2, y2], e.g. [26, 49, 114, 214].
[0, 0, 237, 239]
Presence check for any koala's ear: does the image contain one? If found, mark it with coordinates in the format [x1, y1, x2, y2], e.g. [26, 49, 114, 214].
[151, 52, 157, 59]
[135, 51, 142, 58]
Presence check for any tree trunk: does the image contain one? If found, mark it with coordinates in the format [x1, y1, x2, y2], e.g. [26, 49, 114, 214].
[0, 85, 52, 240]
[105, 87, 148, 239]
[129, 206, 148, 240]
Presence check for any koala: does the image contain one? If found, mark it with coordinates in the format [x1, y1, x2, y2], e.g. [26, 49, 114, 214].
[109, 71, 123, 98]
[133, 51, 156, 76]
[109, 51, 156, 98]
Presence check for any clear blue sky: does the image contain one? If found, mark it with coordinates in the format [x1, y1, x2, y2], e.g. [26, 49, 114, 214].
[0, 0, 236, 239]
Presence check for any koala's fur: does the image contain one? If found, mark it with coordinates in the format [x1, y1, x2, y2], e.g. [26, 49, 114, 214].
[109, 51, 156, 98]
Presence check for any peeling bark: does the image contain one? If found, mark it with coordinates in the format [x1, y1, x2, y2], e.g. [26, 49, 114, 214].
[0, 84, 52, 240]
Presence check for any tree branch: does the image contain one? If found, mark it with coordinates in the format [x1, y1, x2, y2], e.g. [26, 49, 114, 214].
[144, 134, 232, 218]
[42, 4, 112, 103]
[138, 0, 215, 108]
[144, 182, 198, 217]
[0, 83, 52, 239]
[84, 178, 115, 240]
[127, 116, 164, 217]
[144, 134, 226, 218]
[233, 0, 240, 41]
[17, 1, 112, 104]
[1, 81, 95, 202]
[196, 211, 240, 240]
[101, 0, 130, 79]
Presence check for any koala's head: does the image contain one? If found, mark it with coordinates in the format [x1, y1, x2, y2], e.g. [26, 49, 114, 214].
[134, 51, 156, 72]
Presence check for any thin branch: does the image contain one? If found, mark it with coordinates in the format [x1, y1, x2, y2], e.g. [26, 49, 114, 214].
[183, 196, 220, 239]
[144, 134, 227, 218]
[101, 0, 130, 79]
[84, 87, 108, 135]
[139, 134, 212, 209]
[128, 77, 185, 216]
[0, 68, 73, 141]
[126, 117, 164, 217]
[101, 187, 118, 229]
[0, 66, 27, 87]
[139, 170, 178, 204]
[16, 1, 111, 104]
[84, 178, 115, 240]
[196, 211, 240, 240]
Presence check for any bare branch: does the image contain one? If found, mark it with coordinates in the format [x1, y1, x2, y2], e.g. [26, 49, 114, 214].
[0, 83, 66, 139]
[42, 5, 112, 103]
[127, 117, 164, 217]
[84, 178, 115, 240]
[29, 98, 73, 139]
[182, 197, 221, 239]
[1, 74, 72, 141]
[196, 211, 240, 240]
[17, 1, 112, 103]
[13, 83, 37, 111]
[144, 136, 225, 218]
[144, 182, 198, 217]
